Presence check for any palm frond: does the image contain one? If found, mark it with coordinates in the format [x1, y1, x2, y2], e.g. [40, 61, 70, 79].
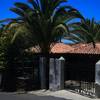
[10, 8, 24, 17]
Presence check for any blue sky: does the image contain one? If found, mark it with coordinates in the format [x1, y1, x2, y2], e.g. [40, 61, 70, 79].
[67, 0, 100, 21]
[0, 0, 100, 21]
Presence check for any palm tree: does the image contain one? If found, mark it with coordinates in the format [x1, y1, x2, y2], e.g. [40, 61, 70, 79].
[66, 18, 99, 47]
[8, 0, 84, 53]
[1, 0, 84, 89]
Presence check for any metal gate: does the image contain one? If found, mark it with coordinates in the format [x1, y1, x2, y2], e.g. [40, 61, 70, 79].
[64, 54, 100, 98]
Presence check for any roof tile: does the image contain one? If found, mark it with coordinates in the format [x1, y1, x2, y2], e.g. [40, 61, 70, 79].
[51, 43, 74, 53]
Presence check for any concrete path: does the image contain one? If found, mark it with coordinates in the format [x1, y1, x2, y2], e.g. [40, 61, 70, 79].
[0, 92, 67, 100]
[0, 90, 100, 100]
[28, 90, 100, 100]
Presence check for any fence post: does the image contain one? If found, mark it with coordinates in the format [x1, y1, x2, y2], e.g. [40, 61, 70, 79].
[39, 57, 46, 89]
[95, 60, 100, 98]
[49, 57, 65, 91]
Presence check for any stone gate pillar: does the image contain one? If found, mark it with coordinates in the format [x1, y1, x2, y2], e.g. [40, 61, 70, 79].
[49, 57, 65, 91]
[49, 58, 56, 91]
[57, 57, 65, 89]
[95, 60, 100, 98]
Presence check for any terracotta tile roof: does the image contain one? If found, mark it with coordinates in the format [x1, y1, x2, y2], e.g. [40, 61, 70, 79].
[26, 43, 74, 53]
[25, 46, 40, 53]
[51, 43, 100, 54]
[51, 43, 74, 53]
[70, 43, 100, 54]
[25, 43, 100, 54]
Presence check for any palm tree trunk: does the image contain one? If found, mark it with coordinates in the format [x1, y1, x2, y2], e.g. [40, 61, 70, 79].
[40, 46, 50, 89]
[45, 53, 49, 89]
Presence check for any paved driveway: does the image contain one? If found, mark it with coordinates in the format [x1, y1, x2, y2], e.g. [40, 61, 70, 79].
[0, 93, 70, 100]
